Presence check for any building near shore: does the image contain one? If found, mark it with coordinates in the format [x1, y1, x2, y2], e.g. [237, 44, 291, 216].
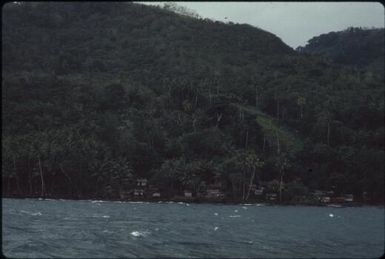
[266, 193, 277, 201]
[136, 178, 148, 187]
[133, 189, 144, 196]
[184, 190, 193, 198]
[206, 189, 224, 199]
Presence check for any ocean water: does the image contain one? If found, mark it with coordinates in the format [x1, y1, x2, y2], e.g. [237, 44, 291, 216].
[2, 198, 384, 258]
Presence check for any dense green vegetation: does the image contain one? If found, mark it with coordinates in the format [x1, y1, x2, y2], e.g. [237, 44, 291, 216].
[2, 2, 384, 203]
[297, 27, 384, 76]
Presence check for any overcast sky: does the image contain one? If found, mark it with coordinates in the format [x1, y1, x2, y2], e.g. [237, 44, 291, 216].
[139, 2, 384, 48]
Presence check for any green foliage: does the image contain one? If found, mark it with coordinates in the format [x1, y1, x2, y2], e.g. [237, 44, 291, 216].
[2, 2, 383, 202]
[298, 27, 384, 76]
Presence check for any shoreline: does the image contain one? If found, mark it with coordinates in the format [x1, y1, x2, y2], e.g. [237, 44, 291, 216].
[2, 195, 383, 207]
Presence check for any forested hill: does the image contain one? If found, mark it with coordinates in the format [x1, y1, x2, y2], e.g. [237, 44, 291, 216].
[2, 2, 384, 203]
[2, 2, 293, 76]
[297, 27, 384, 75]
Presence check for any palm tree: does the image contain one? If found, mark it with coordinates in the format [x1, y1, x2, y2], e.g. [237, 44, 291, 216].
[275, 153, 291, 202]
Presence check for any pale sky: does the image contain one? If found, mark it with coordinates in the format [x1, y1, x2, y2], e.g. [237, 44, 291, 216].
[139, 2, 384, 48]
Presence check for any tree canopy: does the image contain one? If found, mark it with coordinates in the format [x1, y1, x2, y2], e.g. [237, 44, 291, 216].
[2, 2, 384, 203]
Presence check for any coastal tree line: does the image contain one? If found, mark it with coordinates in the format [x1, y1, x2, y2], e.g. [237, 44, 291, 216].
[2, 2, 384, 202]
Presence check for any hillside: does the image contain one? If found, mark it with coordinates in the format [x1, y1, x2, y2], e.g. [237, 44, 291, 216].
[297, 27, 384, 75]
[2, 2, 384, 203]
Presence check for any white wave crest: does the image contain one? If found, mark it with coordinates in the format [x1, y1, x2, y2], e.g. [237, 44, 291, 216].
[130, 230, 150, 237]
[92, 214, 110, 218]
[91, 200, 104, 203]
[20, 210, 42, 216]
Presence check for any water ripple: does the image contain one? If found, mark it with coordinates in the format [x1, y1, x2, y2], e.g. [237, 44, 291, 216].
[2, 198, 384, 258]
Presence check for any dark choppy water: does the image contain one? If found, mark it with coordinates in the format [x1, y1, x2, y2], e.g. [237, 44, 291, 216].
[2, 198, 384, 258]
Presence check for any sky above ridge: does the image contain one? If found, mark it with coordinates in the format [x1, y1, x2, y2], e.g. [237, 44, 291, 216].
[139, 2, 384, 48]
